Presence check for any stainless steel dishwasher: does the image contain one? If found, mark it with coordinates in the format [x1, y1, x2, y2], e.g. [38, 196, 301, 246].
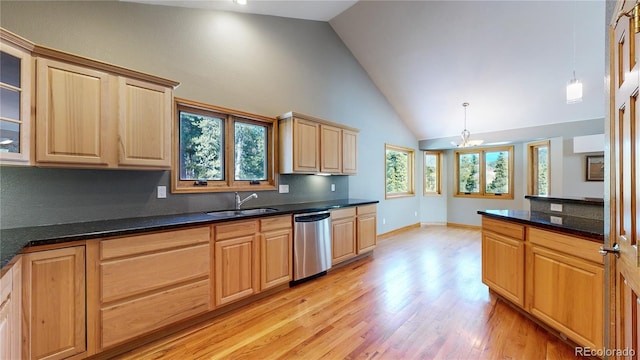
[292, 210, 332, 284]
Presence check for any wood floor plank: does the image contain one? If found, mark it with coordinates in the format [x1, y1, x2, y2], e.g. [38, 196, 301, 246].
[115, 226, 583, 360]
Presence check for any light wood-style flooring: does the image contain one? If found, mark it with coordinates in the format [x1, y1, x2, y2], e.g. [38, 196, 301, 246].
[116, 225, 581, 359]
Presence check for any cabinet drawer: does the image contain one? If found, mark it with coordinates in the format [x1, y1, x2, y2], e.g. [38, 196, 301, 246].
[482, 217, 524, 240]
[357, 204, 376, 216]
[331, 207, 356, 220]
[528, 227, 603, 264]
[260, 215, 292, 232]
[215, 220, 258, 241]
[100, 244, 210, 303]
[101, 226, 210, 260]
[101, 279, 209, 349]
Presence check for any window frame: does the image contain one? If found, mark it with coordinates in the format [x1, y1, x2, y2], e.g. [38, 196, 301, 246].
[454, 145, 514, 199]
[172, 98, 276, 193]
[527, 140, 550, 196]
[423, 151, 442, 196]
[385, 143, 415, 199]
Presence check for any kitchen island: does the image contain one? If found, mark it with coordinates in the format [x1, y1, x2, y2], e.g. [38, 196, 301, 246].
[478, 208, 605, 351]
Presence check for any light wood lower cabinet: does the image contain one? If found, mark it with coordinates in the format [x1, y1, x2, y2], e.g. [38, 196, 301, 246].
[480, 216, 604, 350]
[356, 205, 377, 254]
[331, 207, 357, 265]
[96, 226, 211, 350]
[481, 218, 525, 308]
[0, 257, 21, 360]
[214, 220, 260, 307]
[260, 215, 293, 290]
[23, 246, 86, 360]
[528, 228, 604, 350]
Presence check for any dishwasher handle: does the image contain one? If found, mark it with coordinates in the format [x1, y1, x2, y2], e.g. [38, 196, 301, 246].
[294, 211, 330, 223]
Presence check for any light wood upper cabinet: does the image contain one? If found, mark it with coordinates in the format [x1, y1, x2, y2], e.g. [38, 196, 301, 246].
[23, 246, 86, 360]
[118, 77, 172, 168]
[320, 124, 342, 174]
[0, 257, 21, 360]
[356, 205, 377, 254]
[342, 129, 358, 175]
[36, 58, 112, 166]
[279, 112, 359, 175]
[0, 29, 33, 165]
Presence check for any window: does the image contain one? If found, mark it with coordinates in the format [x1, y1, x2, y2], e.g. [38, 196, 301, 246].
[527, 140, 550, 195]
[173, 98, 275, 193]
[385, 143, 415, 199]
[423, 151, 442, 195]
[455, 146, 514, 199]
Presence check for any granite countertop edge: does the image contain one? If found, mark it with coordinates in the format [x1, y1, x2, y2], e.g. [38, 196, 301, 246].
[477, 209, 604, 242]
[1, 198, 379, 270]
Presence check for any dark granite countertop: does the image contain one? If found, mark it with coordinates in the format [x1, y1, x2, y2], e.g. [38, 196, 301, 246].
[477, 209, 604, 242]
[0, 198, 378, 269]
[524, 195, 604, 205]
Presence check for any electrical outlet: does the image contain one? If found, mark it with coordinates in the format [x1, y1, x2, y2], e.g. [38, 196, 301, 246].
[550, 203, 563, 212]
[383, 218, 386, 225]
[550, 216, 563, 224]
[415, 211, 418, 217]
[331, 184, 335, 192]
[157, 186, 166, 199]
[279, 184, 289, 193]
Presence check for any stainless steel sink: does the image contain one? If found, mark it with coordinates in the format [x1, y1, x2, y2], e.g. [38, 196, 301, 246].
[206, 208, 278, 218]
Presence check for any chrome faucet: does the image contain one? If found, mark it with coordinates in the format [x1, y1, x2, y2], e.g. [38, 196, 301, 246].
[235, 192, 258, 210]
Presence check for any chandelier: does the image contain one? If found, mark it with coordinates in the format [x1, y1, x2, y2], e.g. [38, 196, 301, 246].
[452, 102, 483, 148]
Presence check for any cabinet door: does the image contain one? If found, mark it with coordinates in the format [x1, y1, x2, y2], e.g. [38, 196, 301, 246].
[261, 228, 292, 290]
[36, 58, 112, 165]
[215, 235, 259, 306]
[342, 129, 358, 174]
[320, 124, 342, 174]
[332, 217, 356, 265]
[23, 246, 86, 360]
[529, 245, 603, 349]
[118, 77, 172, 168]
[482, 231, 525, 307]
[0, 40, 32, 165]
[0, 257, 21, 360]
[357, 213, 377, 254]
[293, 117, 320, 173]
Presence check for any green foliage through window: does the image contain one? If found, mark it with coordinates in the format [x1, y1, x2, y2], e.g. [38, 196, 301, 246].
[234, 122, 266, 181]
[385, 144, 414, 198]
[179, 111, 223, 181]
[455, 146, 513, 199]
[424, 151, 441, 195]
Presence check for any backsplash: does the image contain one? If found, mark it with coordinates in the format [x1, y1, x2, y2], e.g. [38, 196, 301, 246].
[526, 195, 604, 221]
[0, 167, 348, 229]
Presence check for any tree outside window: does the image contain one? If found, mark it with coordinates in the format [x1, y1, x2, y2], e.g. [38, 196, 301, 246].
[385, 144, 415, 198]
[424, 151, 442, 195]
[455, 146, 514, 199]
[528, 140, 550, 195]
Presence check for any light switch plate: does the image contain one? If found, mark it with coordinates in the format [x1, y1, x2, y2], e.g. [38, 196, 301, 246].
[550, 203, 563, 212]
[279, 184, 289, 193]
[331, 184, 335, 192]
[550, 216, 563, 225]
[157, 186, 167, 199]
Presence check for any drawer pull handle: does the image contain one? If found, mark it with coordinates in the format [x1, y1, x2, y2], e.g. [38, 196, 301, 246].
[599, 243, 620, 258]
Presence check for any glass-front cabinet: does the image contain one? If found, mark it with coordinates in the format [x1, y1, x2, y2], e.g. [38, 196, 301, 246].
[0, 29, 32, 165]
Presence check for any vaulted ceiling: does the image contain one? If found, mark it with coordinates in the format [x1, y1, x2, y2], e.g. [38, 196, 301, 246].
[127, 0, 606, 145]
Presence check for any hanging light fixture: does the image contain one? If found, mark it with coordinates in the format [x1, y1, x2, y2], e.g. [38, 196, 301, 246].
[451, 102, 483, 148]
[566, 1, 582, 104]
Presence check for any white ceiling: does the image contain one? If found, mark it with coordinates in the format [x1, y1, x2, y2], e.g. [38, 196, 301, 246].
[124, 0, 606, 144]
[126, 0, 358, 21]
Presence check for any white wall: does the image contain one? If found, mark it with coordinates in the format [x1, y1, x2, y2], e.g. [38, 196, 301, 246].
[0, 1, 420, 234]
[561, 139, 604, 198]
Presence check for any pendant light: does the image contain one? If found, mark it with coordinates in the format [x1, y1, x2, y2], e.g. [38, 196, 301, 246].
[451, 102, 483, 148]
[566, 1, 582, 104]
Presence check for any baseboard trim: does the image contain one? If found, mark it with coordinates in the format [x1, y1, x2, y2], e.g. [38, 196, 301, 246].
[446, 222, 482, 230]
[378, 222, 421, 239]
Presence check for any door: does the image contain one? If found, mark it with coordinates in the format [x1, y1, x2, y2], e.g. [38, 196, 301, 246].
[612, 0, 640, 355]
